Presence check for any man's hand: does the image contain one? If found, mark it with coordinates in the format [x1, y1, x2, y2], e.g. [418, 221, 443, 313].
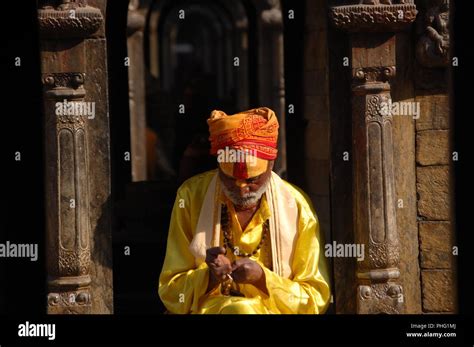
[231, 258, 268, 294]
[205, 247, 232, 292]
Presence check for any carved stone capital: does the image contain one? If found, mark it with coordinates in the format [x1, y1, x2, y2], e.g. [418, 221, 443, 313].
[353, 66, 396, 82]
[42, 73, 86, 99]
[351, 67, 395, 94]
[261, 8, 283, 27]
[329, 3, 417, 32]
[260, 0, 283, 27]
[48, 290, 91, 309]
[43, 72, 85, 89]
[358, 283, 404, 314]
[127, 10, 146, 36]
[38, 4, 103, 39]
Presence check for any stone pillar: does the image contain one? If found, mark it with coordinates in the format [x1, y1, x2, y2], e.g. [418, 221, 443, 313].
[161, 17, 173, 92]
[259, 1, 286, 177]
[217, 32, 225, 99]
[127, 0, 147, 181]
[38, 0, 110, 314]
[329, 1, 417, 314]
[148, 10, 161, 79]
[235, 19, 249, 110]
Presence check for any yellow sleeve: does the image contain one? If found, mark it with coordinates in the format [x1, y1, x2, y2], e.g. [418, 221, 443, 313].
[158, 186, 210, 314]
[260, 206, 331, 314]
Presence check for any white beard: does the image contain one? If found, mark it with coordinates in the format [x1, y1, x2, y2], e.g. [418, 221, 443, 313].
[221, 177, 270, 209]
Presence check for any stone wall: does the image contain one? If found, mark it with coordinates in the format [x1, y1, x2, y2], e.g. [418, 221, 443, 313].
[415, 93, 456, 313]
[412, 0, 456, 313]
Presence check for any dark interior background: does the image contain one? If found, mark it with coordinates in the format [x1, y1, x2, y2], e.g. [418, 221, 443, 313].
[108, 0, 308, 314]
[1, 0, 46, 316]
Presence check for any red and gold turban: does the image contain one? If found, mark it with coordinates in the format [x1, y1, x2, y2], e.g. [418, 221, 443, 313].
[208, 107, 279, 179]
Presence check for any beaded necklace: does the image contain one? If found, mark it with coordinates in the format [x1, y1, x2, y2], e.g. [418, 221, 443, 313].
[221, 203, 268, 257]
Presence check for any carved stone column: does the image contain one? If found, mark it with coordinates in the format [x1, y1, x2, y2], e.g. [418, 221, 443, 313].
[329, 1, 417, 314]
[38, 0, 103, 314]
[127, 0, 147, 181]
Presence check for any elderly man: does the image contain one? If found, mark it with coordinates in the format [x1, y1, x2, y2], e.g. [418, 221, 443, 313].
[159, 107, 330, 314]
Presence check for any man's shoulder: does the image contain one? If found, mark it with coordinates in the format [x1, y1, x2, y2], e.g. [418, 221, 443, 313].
[280, 178, 317, 218]
[280, 179, 309, 203]
[177, 169, 217, 198]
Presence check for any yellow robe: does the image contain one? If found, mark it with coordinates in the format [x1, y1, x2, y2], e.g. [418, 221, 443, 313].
[158, 169, 331, 314]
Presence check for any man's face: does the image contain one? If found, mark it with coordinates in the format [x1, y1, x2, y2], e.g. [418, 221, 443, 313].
[219, 161, 273, 209]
